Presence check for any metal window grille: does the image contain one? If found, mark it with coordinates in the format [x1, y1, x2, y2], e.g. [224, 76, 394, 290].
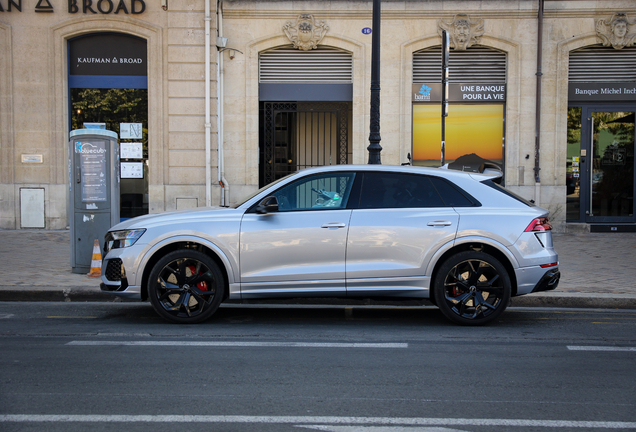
[261, 102, 350, 186]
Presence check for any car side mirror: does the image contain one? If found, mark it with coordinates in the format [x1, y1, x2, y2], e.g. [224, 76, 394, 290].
[256, 196, 279, 214]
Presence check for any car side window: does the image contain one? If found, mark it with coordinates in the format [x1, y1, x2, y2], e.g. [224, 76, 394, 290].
[272, 172, 356, 211]
[428, 176, 476, 207]
[358, 172, 445, 208]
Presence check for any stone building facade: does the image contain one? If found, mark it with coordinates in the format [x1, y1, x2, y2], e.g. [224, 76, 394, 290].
[1, 0, 636, 232]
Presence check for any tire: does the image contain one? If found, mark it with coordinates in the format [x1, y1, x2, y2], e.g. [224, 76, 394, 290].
[148, 249, 225, 324]
[433, 250, 511, 326]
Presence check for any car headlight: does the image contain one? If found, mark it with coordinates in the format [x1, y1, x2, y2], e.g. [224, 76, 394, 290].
[105, 229, 146, 253]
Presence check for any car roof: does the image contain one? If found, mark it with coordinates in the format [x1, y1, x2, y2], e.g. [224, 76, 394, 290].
[295, 164, 493, 182]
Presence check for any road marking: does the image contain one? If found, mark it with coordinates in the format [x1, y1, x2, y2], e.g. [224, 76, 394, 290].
[592, 322, 636, 325]
[97, 333, 152, 337]
[47, 316, 97, 319]
[66, 341, 408, 348]
[300, 426, 469, 432]
[568, 346, 636, 352]
[0, 415, 634, 429]
[0, 313, 14, 319]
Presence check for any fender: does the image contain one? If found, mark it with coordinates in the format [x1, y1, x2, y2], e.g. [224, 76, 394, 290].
[134, 233, 239, 287]
[424, 235, 521, 276]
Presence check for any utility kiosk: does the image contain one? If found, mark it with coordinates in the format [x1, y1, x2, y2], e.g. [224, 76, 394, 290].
[69, 129, 120, 274]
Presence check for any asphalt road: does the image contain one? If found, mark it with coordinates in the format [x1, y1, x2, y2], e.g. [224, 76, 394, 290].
[1, 302, 635, 432]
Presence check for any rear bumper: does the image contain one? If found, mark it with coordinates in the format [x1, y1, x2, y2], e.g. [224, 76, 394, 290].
[514, 264, 560, 296]
[531, 268, 561, 293]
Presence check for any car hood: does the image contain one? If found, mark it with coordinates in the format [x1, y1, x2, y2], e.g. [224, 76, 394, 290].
[108, 207, 244, 231]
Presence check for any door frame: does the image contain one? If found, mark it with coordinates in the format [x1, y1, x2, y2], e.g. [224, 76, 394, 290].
[259, 101, 350, 187]
[579, 104, 635, 223]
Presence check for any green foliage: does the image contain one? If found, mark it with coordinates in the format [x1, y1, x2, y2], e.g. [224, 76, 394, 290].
[71, 88, 148, 157]
[567, 106, 582, 146]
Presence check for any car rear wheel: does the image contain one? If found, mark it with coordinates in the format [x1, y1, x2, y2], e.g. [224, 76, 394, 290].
[434, 251, 511, 325]
[148, 250, 225, 324]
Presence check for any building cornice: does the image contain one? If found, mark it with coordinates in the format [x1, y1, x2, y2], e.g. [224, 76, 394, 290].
[222, 8, 636, 20]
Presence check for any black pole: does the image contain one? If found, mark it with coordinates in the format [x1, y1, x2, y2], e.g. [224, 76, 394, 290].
[441, 30, 449, 167]
[367, 0, 382, 164]
[534, 0, 544, 183]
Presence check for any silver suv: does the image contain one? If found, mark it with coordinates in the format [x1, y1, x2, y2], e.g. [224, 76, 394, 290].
[101, 165, 559, 325]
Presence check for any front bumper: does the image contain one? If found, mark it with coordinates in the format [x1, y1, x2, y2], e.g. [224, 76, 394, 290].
[100, 250, 144, 300]
[100, 282, 143, 299]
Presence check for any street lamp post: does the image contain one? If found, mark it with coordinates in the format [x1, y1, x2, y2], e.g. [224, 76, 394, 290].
[367, 0, 382, 164]
[441, 30, 450, 167]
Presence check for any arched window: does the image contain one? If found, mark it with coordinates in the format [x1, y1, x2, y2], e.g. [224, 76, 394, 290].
[69, 33, 149, 220]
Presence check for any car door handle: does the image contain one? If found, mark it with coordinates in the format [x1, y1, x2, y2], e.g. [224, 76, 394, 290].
[427, 220, 453, 227]
[321, 222, 346, 229]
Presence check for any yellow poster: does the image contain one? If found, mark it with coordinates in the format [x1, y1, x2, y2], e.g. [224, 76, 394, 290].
[412, 104, 504, 168]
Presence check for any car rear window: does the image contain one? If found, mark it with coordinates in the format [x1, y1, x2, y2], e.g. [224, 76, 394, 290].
[429, 176, 478, 207]
[482, 179, 536, 207]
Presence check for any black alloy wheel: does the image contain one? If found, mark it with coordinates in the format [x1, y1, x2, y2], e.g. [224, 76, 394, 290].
[434, 250, 511, 325]
[148, 250, 225, 324]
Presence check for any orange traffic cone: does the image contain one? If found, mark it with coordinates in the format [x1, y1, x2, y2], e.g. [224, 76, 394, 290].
[87, 239, 102, 278]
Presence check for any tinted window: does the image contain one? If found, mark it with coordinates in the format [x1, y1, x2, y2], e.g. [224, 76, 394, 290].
[357, 172, 446, 208]
[429, 176, 477, 207]
[482, 179, 535, 207]
[271, 172, 356, 212]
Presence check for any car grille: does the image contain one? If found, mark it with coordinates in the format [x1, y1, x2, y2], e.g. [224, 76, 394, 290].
[105, 258, 123, 281]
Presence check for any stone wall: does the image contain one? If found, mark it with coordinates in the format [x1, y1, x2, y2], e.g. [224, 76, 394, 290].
[1, 0, 635, 230]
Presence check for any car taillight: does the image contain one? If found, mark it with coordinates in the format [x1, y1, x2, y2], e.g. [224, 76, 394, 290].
[525, 217, 552, 232]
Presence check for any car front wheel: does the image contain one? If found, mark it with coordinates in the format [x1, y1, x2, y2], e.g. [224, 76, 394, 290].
[434, 251, 511, 325]
[148, 250, 225, 324]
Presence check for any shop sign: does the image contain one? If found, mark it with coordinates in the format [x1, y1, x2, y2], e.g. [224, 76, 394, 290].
[0, 0, 146, 14]
[69, 34, 146, 76]
[412, 83, 506, 103]
[569, 82, 636, 102]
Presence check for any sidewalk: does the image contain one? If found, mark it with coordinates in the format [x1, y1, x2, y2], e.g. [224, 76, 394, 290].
[1, 229, 635, 308]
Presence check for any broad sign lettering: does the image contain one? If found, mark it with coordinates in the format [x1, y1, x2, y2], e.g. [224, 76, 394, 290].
[0, 0, 146, 14]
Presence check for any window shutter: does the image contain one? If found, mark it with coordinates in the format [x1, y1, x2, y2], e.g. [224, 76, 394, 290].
[413, 46, 506, 83]
[259, 46, 353, 83]
[569, 46, 636, 82]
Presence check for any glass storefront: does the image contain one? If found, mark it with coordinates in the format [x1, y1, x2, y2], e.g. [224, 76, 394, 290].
[589, 110, 634, 219]
[566, 107, 582, 221]
[412, 103, 504, 170]
[566, 106, 635, 222]
[68, 33, 149, 220]
[71, 88, 149, 219]
[567, 46, 636, 225]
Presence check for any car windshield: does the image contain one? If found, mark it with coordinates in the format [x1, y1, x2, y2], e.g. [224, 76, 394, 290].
[231, 172, 300, 208]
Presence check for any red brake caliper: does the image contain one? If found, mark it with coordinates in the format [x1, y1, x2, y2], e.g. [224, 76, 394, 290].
[188, 265, 208, 291]
[451, 277, 461, 297]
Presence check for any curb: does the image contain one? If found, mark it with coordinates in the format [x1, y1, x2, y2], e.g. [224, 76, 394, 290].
[1, 288, 636, 310]
[0, 288, 115, 303]
[510, 294, 636, 310]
